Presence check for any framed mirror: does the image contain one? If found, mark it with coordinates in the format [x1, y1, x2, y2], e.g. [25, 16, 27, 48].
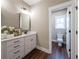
[20, 13, 30, 31]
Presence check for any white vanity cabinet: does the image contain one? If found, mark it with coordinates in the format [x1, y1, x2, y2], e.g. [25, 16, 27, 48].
[7, 38, 24, 59]
[1, 32, 37, 59]
[2, 37, 25, 59]
[24, 34, 36, 55]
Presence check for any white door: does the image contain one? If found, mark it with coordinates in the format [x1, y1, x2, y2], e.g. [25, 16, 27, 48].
[75, 0, 78, 58]
[66, 7, 71, 58]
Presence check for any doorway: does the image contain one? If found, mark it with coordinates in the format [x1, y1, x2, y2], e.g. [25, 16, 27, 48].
[49, 1, 72, 59]
[51, 9, 67, 44]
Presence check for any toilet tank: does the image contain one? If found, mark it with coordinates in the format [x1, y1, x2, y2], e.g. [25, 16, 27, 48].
[57, 33, 64, 39]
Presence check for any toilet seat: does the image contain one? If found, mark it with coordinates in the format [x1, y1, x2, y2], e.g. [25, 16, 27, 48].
[57, 38, 63, 43]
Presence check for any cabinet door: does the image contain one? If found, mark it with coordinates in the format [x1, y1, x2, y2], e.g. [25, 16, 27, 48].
[24, 35, 36, 56]
[30, 35, 36, 50]
[24, 37, 32, 55]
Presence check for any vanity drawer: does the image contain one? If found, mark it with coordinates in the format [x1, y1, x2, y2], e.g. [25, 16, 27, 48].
[7, 44, 24, 52]
[7, 47, 24, 59]
[7, 53, 22, 59]
[7, 38, 24, 47]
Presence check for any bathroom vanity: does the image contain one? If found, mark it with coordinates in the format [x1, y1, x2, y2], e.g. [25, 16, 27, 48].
[1, 31, 37, 59]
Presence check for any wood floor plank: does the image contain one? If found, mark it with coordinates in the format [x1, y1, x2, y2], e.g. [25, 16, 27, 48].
[23, 42, 68, 59]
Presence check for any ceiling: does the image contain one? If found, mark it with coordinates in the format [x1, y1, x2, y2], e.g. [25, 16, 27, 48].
[23, 0, 41, 5]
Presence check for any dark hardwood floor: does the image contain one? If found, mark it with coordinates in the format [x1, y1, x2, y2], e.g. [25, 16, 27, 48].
[23, 42, 68, 59]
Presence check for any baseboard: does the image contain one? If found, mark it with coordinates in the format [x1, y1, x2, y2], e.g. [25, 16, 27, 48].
[36, 46, 50, 54]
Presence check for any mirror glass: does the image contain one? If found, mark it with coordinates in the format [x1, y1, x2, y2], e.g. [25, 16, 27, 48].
[20, 13, 30, 31]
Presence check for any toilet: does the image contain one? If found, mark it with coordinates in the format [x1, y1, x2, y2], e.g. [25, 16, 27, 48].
[57, 33, 64, 46]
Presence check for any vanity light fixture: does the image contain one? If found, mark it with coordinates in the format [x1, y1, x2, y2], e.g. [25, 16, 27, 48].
[16, 0, 30, 15]
[19, 7, 30, 15]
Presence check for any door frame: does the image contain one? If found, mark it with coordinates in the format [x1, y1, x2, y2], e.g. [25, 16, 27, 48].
[48, 0, 72, 56]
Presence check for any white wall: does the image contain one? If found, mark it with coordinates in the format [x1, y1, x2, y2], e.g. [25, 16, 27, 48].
[31, 0, 69, 49]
